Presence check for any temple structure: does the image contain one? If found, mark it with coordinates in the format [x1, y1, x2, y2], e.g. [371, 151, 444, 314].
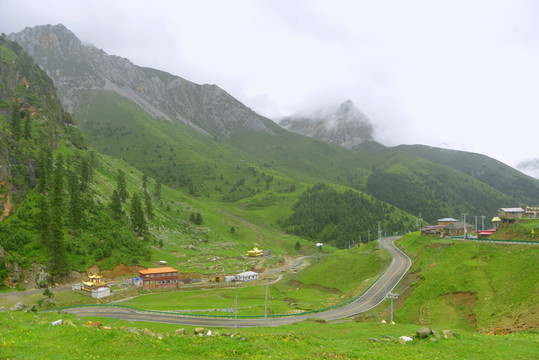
[246, 247, 263, 257]
[81, 274, 110, 299]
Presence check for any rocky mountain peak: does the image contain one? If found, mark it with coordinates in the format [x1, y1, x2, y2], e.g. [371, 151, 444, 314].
[279, 100, 374, 148]
[8, 24, 276, 139]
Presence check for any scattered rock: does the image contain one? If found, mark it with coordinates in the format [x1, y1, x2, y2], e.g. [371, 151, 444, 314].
[125, 327, 140, 336]
[369, 338, 380, 342]
[9, 302, 27, 312]
[399, 336, 413, 344]
[62, 319, 76, 327]
[443, 329, 454, 338]
[194, 327, 205, 335]
[103, 326, 111, 330]
[141, 328, 156, 337]
[156, 332, 163, 339]
[0, 306, 5, 312]
[430, 337, 438, 342]
[51, 319, 62, 326]
[86, 321, 103, 328]
[382, 335, 395, 340]
[416, 327, 433, 339]
[175, 328, 186, 336]
[207, 330, 212, 336]
[381, 320, 386, 323]
[432, 330, 441, 339]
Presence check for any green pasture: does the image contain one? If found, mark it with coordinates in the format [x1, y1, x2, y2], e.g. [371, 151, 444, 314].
[1, 311, 538, 359]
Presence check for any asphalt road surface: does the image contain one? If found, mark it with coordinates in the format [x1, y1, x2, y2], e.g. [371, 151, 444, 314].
[64, 236, 411, 328]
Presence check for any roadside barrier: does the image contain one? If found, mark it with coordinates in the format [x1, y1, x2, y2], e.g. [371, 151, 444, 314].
[449, 237, 538, 245]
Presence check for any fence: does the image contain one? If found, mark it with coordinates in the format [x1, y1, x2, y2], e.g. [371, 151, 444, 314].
[448, 236, 538, 246]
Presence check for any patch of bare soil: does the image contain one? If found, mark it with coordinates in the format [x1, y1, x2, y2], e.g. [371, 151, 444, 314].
[86, 264, 145, 280]
[443, 291, 478, 329]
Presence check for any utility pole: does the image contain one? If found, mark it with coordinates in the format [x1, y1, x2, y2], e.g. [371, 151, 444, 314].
[474, 216, 478, 232]
[264, 281, 269, 326]
[111, 303, 114, 329]
[368, 229, 370, 243]
[377, 221, 382, 249]
[480, 215, 485, 231]
[462, 213, 468, 239]
[234, 287, 238, 329]
[387, 293, 398, 324]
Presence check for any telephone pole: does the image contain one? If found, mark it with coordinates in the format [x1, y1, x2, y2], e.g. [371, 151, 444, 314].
[474, 216, 478, 232]
[462, 213, 468, 239]
[264, 281, 269, 326]
[480, 215, 485, 231]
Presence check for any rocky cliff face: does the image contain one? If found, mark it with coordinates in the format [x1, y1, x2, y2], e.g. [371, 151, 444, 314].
[279, 100, 374, 148]
[9, 24, 276, 139]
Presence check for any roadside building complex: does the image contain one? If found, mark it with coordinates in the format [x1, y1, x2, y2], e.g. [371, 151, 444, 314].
[138, 267, 179, 289]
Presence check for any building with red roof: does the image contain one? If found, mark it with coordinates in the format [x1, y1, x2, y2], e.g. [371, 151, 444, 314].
[138, 266, 179, 289]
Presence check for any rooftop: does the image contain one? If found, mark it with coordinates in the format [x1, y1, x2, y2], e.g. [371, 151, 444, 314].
[139, 267, 178, 275]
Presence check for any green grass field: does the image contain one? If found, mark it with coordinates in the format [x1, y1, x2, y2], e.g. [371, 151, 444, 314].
[1, 311, 537, 359]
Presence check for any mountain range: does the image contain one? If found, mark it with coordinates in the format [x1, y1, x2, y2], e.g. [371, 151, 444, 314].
[7, 24, 539, 225]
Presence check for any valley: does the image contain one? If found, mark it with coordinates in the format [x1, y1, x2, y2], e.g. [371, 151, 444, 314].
[0, 25, 538, 359]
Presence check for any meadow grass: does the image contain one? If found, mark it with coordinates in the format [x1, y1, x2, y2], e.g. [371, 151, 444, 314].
[1, 310, 537, 359]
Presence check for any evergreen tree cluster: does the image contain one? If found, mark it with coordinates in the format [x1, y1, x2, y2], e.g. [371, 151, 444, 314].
[281, 183, 414, 249]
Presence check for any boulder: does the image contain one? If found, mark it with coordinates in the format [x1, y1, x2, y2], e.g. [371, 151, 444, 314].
[194, 327, 205, 335]
[0, 306, 5, 312]
[10, 302, 27, 311]
[369, 338, 380, 342]
[399, 336, 413, 343]
[175, 328, 186, 336]
[125, 327, 140, 336]
[416, 327, 433, 339]
[141, 328, 156, 337]
[443, 329, 454, 338]
[432, 330, 441, 339]
[36, 270, 50, 288]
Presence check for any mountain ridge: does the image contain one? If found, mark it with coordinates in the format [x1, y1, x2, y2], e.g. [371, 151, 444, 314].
[8, 24, 277, 139]
[279, 99, 374, 148]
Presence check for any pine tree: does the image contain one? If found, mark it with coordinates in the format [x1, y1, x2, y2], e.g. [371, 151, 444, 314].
[154, 179, 162, 199]
[37, 194, 51, 247]
[110, 189, 123, 220]
[23, 117, 31, 139]
[130, 193, 146, 235]
[80, 155, 91, 193]
[117, 169, 128, 202]
[142, 173, 147, 191]
[144, 191, 153, 220]
[68, 169, 82, 234]
[48, 154, 69, 275]
[10, 102, 21, 140]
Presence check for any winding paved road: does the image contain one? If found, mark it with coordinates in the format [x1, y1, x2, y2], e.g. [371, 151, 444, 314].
[63, 236, 411, 327]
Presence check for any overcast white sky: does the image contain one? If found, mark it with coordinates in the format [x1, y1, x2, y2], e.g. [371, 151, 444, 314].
[1, 0, 538, 169]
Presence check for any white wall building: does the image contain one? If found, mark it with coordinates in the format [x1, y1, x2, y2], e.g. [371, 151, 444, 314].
[236, 271, 259, 282]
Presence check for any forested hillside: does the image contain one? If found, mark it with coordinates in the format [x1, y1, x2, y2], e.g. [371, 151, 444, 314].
[0, 36, 150, 285]
[282, 183, 415, 247]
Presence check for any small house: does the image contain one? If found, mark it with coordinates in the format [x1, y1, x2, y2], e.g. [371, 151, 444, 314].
[498, 208, 525, 218]
[442, 221, 474, 237]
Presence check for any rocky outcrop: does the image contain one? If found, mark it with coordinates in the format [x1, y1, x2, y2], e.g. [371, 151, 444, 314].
[9, 24, 277, 139]
[279, 100, 374, 148]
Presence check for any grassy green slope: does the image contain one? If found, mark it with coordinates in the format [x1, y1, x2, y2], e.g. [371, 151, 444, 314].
[2, 311, 538, 360]
[74, 89, 523, 227]
[394, 233, 539, 332]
